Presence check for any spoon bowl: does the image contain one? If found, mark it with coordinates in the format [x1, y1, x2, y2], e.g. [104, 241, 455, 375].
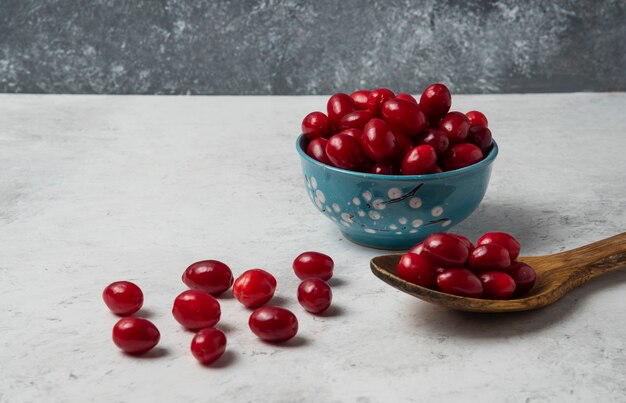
[371, 232, 626, 313]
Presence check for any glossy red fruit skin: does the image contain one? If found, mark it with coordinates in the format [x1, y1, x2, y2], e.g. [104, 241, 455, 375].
[432, 166, 443, 173]
[172, 290, 221, 330]
[297, 278, 332, 314]
[397, 253, 437, 288]
[507, 261, 537, 297]
[306, 137, 333, 165]
[395, 93, 418, 104]
[327, 93, 356, 128]
[339, 110, 373, 130]
[293, 251, 334, 281]
[467, 126, 493, 153]
[477, 232, 521, 260]
[448, 234, 474, 252]
[419, 83, 451, 122]
[191, 327, 227, 365]
[249, 306, 299, 342]
[423, 233, 470, 267]
[350, 89, 371, 110]
[418, 128, 449, 157]
[381, 98, 428, 137]
[233, 269, 277, 308]
[366, 88, 395, 117]
[439, 112, 470, 144]
[442, 143, 483, 171]
[103, 281, 144, 316]
[393, 134, 413, 161]
[479, 271, 516, 300]
[302, 111, 331, 140]
[362, 118, 398, 162]
[436, 268, 483, 298]
[370, 162, 396, 175]
[409, 242, 425, 255]
[326, 133, 368, 170]
[469, 244, 511, 272]
[339, 128, 362, 140]
[466, 110, 488, 128]
[182, 260, 234, 296]
[401, 145, 437, 175]
[112, 317, 160, 354]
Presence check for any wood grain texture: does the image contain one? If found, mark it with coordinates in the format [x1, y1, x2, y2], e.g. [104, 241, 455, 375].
[370, 232, 626, 313]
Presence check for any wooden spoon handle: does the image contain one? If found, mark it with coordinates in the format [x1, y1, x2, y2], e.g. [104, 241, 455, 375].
[555, 232, 626, 279]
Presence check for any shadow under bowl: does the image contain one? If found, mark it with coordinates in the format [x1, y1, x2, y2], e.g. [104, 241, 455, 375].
[296, 135, 498, 250]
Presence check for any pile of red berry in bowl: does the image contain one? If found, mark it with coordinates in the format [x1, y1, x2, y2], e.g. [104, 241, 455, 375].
[396, 232, 536, 299]
[295, 84, 498, 249]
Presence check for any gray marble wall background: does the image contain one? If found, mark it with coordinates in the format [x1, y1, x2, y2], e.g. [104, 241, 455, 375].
[1, 0, 625, 95]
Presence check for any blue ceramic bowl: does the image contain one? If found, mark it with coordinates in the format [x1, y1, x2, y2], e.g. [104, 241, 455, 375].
[296, 135, 498, 249]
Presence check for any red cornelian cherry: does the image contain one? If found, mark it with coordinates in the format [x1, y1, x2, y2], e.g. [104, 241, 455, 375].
[327, 93, 356, 128]
[249, 306, 299, 342]
[395, 93, 418, 104]
[436, 268, 483, 298]
[297, 278, 332, 314]
[362, 118, 398, 162]
[326, 132, 368, 170]
[418, 128, 449, 157]
[477, 232, 521, 260]
[393, 133, 413, 161]
[419, 83, 451, 122]
[306, 137, 332, 165]
[302, 111, 331, 140]
[449, 233, 474, 252]
[423, 233, 470, 267]
[350, 89, 371, 110]
[339, 128, 362, 140]
[466, 110, 488, 128]
[479, 271, 516, 300]
[409, 242, 425, 255]
[442, 143, 483, 171]
[507, 261, 537, 297]
[381, 98, 428, 137]
[439, 112, 470, 144]
[397, 253, 437, 288]
[172, 290, 221, 330]
[103, 281, 144, 316]
[112, 317, 160, 354]
[469, 244, 511, 272]
[467, 126, 493, 153]
[233, 269, 277, 308]
[401, 145, 437, 175]
[366, 88, 395, 117]
[339, 110, 372, 130]
[182, 260, 234, 296]
[191, 327, 227, 365]
[370, 162, 396, 175]
[293, 251, 334, 281]
[432, 166, 443, 173]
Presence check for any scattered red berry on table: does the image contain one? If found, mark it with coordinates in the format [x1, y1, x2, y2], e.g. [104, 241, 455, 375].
[297, 278, 333, 314]
[172, 290, 221, 330]
[249, 306, 299, 342]
[112, 317, 160, 354]
[103, 281, 144, 316]
[293, 251, 334, 281]
[182, 260, 234, 296]
[191, 327, 227, 365]
[233, 269, 277, 308]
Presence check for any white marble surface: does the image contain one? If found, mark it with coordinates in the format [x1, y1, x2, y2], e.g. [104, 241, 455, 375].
[1, 93, 626, 403]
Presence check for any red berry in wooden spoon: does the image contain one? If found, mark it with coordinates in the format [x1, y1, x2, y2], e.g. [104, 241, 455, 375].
[172, 290, 221, 330]
[249, 306, 299, 342]
[191, 327, 227, 365]
[469, 244, 512, 272]
[401, 145, 437, 175]
[293, 251, 334, 281]
[397, 253, 437, 288]
[112, 317, 160, 355]
[297, 278, 332, 314]
[302, 111, 331, 140]
[479, 271, 516, 299]
[477, 232, 521, 260]
[233, 269, 277, 308]
[362, 118, 398, 162]
[436, 268, 483, 298]
[182, 260, 234, 296]
[507, 261, 537, 297]
[103, 281, 143, 316]
[423, 233, 470, 267]
[419, 83, 451, 122]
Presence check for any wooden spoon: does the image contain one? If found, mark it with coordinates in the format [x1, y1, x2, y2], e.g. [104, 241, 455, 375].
[370, 232, 626, 313]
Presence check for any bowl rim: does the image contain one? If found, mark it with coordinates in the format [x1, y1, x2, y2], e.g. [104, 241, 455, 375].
[295, 134, 498, 180]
